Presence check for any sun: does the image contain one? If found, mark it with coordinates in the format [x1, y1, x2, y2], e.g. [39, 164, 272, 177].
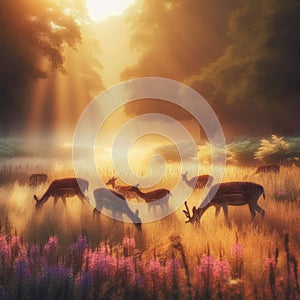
[86, 0, 135, 22]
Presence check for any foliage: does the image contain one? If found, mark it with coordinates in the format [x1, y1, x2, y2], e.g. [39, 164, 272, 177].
[0, 0, 96, 132]
[254, 135, 291, 163]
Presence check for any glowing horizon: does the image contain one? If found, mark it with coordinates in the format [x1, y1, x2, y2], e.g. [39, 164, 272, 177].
[86, 0, 134, 22]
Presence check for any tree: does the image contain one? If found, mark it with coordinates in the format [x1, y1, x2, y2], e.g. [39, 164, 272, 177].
[0, 0, 82, 132]
[190, 0, 300, 135]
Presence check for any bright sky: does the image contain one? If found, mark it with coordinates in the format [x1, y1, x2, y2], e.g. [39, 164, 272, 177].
[86, 0, 135, 21]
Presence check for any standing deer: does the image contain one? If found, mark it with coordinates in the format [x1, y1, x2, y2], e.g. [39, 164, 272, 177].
[129, 185, 171, 212]
[183, 182, 265, 224]
[182, 172, 213, 189]
[93, 187, 141, 230]
[255, 164, 280, 174]
[34, 178, 89, 208]
[106, 176, 137, 200]
[29, 173, 48, 186]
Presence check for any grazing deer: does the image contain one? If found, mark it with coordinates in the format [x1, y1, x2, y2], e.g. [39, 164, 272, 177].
[93, 187, 141, 230]
[29, 173, 48, 186]
[182, 172, 213, 189]
[106, 176, 137, 200]
[129, 184, 171, 212]
[255, 164, 280, 174]
[183, 182, 265, 224]
[34, 178, 89, 208]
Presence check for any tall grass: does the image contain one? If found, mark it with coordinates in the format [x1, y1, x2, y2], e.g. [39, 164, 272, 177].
[0, 160, 299, 299]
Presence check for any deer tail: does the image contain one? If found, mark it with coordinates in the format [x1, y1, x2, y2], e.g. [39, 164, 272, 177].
[262, 187, 266, 199]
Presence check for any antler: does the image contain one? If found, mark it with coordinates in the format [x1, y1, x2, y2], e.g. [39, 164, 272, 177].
[182, 201, 194, 223]
[182, 201, 201, 224]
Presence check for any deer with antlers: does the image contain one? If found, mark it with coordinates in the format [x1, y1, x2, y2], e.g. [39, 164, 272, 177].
[93, 187, 141, 230]
[129, 184, 171, 212]
[34, 178, 89, 208]
[182, 172, 213, 189]
[106, 176, 137, 200]
[183, 182, 265, 224]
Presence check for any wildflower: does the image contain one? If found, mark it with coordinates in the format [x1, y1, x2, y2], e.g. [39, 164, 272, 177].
[231, 243, 243, 257]
[15, 257, 30, 281]
[71, 236, 88, 253]
[76, 270, 93, 289]
[87, 244, 116, 280]
[194, 255, 215, 289]
[0, 235, 11, 261]
[213, 259, 231, 281]
[44, 265, 71, 284]
[123, 237, 135, 249]
[276, 189, 286, 196]
[117, 256, 135, 287]
[44, 236, 58, 252]
[144, 258, 165, 296]
[264, 257, 277, 270]
[29, 244, 40, 257]
[165, 258, 181, 291]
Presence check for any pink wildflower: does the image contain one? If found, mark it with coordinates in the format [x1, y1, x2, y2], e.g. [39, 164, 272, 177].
[264, 257, 276, 270]
[44, 236, 58, 252]
[123, 237, 135, 249]
[231, 243, 243, 256]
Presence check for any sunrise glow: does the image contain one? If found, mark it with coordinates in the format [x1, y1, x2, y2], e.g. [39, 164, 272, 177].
[86, 0, 134, 21]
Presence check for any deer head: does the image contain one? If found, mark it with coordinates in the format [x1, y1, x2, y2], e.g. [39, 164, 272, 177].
[182, 201, 205, 224]
[181, 171, 188, 180]
[106, 176, 117, 185]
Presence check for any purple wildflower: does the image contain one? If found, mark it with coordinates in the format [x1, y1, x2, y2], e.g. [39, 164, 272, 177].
[15, 257, 30, 281]
[71, 236, 88, 253]
[76, 270, 93, 289]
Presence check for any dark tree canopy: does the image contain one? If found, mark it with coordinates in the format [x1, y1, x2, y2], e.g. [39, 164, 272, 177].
[0, 0, 83, 132]
[122, 0, 300, 136]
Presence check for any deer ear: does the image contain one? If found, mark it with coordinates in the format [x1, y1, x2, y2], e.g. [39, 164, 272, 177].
[192, 207, 197, 215]
[135, 183, 140, 187]
[33, 195, 38, 202]
[135, 209, 139, 216]
[113, 176, 117, 180]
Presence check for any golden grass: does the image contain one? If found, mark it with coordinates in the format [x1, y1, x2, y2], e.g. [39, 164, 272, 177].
[0, 160, 299, 290]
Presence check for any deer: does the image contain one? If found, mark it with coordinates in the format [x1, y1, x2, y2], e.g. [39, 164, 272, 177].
[106, 176, 137, 200]
[128, 184, 171, 212]
[29, 173, 48, 186]
[255, 164, 280, 174]
[181, 172, 213, 189]
[34, 178, 89, 208]
[93, 187, 141, 230]
[183, 182, 265, 225]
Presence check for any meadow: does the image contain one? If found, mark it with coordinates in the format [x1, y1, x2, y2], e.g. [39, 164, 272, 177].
[0, 159, 300, 299]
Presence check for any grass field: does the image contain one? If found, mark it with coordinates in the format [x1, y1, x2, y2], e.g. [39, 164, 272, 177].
[0, 159, 299, 299]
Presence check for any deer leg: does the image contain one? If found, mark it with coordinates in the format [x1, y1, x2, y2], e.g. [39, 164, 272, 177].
[53, 197, 59, 208]
[249, 205, 256, 220]
[215, 205, 221, 218]
[255, 205, 265, 219]
[93, 208, 100, 219]
[222, 204, 229, 224]
[62, 197, 67, 206]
